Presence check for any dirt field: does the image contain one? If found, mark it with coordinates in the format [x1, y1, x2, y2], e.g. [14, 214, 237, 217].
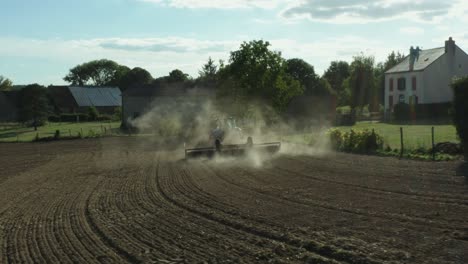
[0, 138, 467, 264]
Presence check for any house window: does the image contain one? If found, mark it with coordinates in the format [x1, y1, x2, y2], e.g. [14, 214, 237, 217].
[389, 78, 394, 92]
[412, 76, 417, 90]
[389, 96, 393, 109]
[397, 77, 406, 91]
[399, 94, 405, 103]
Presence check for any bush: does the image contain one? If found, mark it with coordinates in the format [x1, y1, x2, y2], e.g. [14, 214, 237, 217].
[54, 130, 60, 140]
[87, 107, 99, 121]
[452, 76, 468, 159]
[113, 106, 122, 121]
[393, 103, 410, 121]
[48, 115, 60, 122]
[96, 115, 113, 122]
[328, 128, 383, 153]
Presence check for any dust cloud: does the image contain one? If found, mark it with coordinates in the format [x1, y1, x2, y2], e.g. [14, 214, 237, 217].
[127, 94, 333, 166]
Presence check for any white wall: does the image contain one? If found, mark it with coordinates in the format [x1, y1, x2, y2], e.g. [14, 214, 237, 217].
[423, 45, 468, 103]
[384, 71, 423, 111]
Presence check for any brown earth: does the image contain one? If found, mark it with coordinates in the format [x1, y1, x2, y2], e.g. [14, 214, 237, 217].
[0, 137, 467, 264]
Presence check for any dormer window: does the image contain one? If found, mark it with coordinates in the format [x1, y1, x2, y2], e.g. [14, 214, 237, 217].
[397, 77, 406, 91]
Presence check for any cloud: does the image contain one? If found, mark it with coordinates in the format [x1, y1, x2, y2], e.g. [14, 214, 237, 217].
[0, 35, 428, 84]
[98, 37, 232, 53]
[138, 0, 286, 9]
[281, 0, 458, 24]
[400, 27, 425, 35]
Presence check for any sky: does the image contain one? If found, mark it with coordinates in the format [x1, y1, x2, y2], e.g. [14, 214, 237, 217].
[1, 0, 467, 85]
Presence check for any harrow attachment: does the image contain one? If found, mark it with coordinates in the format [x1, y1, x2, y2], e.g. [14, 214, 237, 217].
[185, 138, 281, 159]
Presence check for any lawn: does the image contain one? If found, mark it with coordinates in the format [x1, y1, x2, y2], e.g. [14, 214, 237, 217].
[337, 121, 459, 149]
[283, 121, 459, 150]
[0, 121, 122, 142]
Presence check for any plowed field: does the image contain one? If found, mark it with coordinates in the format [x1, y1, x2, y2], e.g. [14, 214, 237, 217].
[0, 138, 467, 263]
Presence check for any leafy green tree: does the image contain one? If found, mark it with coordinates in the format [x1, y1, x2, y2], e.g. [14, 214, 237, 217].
[168, 69, 190, 83]
[285, 58, 332, 96]
[0, 76, 13, 91]
[119, 67, 153, 90]
[199, 57, 218, 80]
[452, 77, 468, 159]
[219, 40, 303, 113]
[384, 51, 405, 71]
[18, 84, 49, 130]
[87, 106, 99, 121]
[347, 54, 376, 113]
[64, 59, 130, 86]
[323, 61, 350, 93]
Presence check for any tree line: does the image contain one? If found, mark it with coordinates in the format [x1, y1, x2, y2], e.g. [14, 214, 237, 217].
[1, 40, 406, 127]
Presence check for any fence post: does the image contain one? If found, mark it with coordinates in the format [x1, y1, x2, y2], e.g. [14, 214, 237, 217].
[432, 126, 435, 161]
[400, 127, 404, 159]
[80, 127, 83, 135]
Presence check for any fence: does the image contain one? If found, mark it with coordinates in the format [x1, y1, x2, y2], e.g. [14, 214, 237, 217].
[0, 122, 121, 143]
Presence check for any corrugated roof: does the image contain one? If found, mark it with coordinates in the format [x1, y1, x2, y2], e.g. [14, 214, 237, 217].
[68, 86, 121, 107]
[386, 47, 445, 74]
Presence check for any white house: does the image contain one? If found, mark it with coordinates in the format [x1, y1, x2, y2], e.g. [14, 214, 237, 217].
[385, 37, 468, 114]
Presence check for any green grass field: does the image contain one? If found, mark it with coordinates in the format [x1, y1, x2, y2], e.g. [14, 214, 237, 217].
[284, 121, 459, 150]
[336, 122, 459, 149]
[0, 122, 121, 142]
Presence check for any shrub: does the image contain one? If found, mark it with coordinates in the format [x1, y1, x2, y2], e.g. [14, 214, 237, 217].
[54, 130, 60, 140]
[328, 128, 383, 153]
[87, 107, 99, 121]
[48, 115, 60, 122]
[113, 106, 122, 121]
[452, 76, 468, 159]
[96, 115, 112, 121]
[393, 103, 410, 121]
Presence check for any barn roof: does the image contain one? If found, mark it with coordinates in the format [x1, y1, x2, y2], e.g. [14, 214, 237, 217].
[68, 86, 121, 107]
[385, 47, 445, 74]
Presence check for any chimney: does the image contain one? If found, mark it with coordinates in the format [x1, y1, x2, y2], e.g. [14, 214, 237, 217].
[409, 46, 415, 71]
[445, 37, 455, 56]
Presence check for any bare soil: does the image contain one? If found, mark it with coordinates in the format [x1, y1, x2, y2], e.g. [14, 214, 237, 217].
[0, 137, 467, 263]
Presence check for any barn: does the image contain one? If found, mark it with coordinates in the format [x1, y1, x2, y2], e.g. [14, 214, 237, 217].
[48, 86, 121, 114]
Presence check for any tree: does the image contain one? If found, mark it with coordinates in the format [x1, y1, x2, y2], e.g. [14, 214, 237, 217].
[323, 61, 350, 93]
[383, 51, 405, 71]
[285, 58, 332, 96]
[18, 84, 49, 131]
[64, 59, 130, 86]
[219, 40, 303, 113]
[168, 69, 189, 83]
[0, 76, 13, 91]
[199, 57, 218, 79]
[119, 67, 153, 90]
[452, 77, 468, 159]
[347, 54, 376, 113]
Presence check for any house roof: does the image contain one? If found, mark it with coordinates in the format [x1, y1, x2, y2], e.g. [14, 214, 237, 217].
[68, 86, 121, 107]
[385, 47, 445, 74]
